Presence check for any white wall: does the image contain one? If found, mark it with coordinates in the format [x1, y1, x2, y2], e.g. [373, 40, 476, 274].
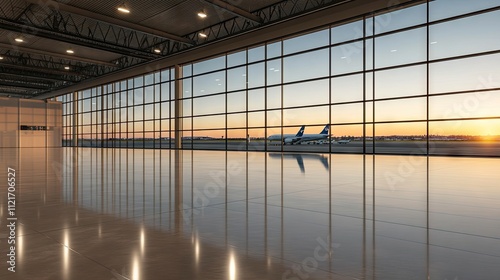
[0, 97, 62, 148]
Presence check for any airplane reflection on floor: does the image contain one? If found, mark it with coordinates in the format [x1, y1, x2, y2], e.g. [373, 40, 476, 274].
[269, 153, 329, 173]
[0, 148, 499, 279]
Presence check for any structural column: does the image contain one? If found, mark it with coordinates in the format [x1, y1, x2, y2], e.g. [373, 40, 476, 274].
[174, 65, 183, 149]
[72, 91, 78, 147]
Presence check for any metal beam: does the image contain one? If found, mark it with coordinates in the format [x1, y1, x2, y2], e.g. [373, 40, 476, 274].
[0, 18, 156, 60]
[0, 42, 117, 67]
[0, 76, 52, 88]
[0, 80, 48, 90]
[24, 0, 195, 46]
[199, 0, 263, 24]
[0, 71, 69, 83]
[0, 92, 31, 98]
[0, 61, 86, 77]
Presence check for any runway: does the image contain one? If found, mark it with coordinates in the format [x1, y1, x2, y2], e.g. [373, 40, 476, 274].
[76, 140, 500, 157]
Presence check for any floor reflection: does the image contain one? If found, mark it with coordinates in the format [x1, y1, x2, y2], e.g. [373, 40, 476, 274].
[0, 148, 499, 279]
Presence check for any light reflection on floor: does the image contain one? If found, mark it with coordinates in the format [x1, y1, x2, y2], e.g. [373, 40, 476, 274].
[0, 148, 499, 279]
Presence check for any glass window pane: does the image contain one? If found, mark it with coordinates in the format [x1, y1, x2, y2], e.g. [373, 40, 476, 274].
[161, 102, 170, 119]
[144, 86, 154, 103]
[161, 83, 170, 101]
[430, 90, 500, 120]
[267, 110, 281, 127]
[331, 74, 363, 103]
[145, 74, 154, 86]
[267, 41, 281, 59]
[375, 65, 426, 99]
[331, 124, 363, 153]
[331, 20, 363, 45]
[283, 29, 329, 55]
[283, 79, 329, 108]
[161, 69, 170, 82]
[227, 66, 247, 91]
[430, 53, 500, 94]
[144, 104, 154, 120]
[283, 106, 329, 126]
[183, 99, 192, 117]
[193, 71, 226, 97]
[248, 62, 265, 88]
[193, 95, 225, 116]
[430, 10, 500, 60]
[134, 76, 143, 88]
[267, 86, 281, 109]
[134, 106, 144, 121]
[193, 56, 225, 75]
[430, 0, 500, 21]
[227, 91, 246, 113]
[429, 119, 500, 156]
[331, 41, 364, 75]
[134, 88, 143, 105]
[375, 27, 426, 68]
[266, 59, 281, 86]
[248, 89, 265, 111]
[375, 97, 427, 121]
[193, 115, 225, 129]
[284, 49, 329, 83]
[375, 122, 427, 154]
[183, 64, 192, 77]
[332, 103, 363, 124]
[374, 3, 426, 34]
[227, 113, 246, 128]
[154, 85, 160, 102]
[248, 45, 265, 63]
[228, 50, 246, 67]
[248, 111, 265, 127]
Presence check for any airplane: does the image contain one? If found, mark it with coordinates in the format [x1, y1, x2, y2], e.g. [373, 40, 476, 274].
[336, 139, 351, 144]
[267, 125, 305, 145]
[267, 125, 330, 145]
[294, 125, 330, 145]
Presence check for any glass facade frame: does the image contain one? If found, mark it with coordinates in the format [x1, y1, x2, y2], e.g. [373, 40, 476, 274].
[58, 1, 500, 156]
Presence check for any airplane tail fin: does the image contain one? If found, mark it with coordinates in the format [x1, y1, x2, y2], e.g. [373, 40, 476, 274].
[319, 124, 330, 135]
[295, 125, 305, 137]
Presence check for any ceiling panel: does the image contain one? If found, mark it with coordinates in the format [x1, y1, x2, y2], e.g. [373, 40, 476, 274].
[0, 0, 358, 98]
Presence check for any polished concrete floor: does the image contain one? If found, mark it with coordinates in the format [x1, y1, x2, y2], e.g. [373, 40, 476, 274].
[0, 148, 499, 280]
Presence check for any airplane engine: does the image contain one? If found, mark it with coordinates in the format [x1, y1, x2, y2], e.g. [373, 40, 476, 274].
[283, 138, 295, 145]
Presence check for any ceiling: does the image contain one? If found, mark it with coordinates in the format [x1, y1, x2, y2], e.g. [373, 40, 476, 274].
[0, 0, 352, 98]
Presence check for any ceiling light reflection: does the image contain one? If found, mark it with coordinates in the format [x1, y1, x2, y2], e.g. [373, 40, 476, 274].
[229, 251, 236, 280]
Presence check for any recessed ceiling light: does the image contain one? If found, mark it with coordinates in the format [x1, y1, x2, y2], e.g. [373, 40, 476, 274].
[64, 66, 70, 70]
[390, 49, 397, 52]
[15, 38, 24, 43]
[0, 56, 3, 60]
[66, 49, 74, 54]
[199, 32, 207, 38]
[117, 6, 130, 13]
[197, 11, 207, 18]
[154, 48, 161, 53]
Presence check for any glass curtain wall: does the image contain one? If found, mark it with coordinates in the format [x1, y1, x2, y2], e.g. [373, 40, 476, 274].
[58, 68, 175, 148]
[59, 1, 500, 156]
